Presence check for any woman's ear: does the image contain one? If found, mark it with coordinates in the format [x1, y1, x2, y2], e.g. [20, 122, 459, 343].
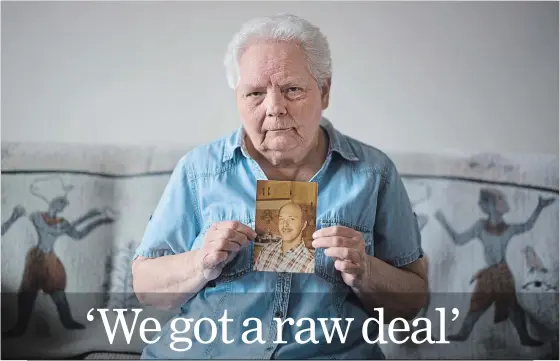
[321, 78, 332, 110]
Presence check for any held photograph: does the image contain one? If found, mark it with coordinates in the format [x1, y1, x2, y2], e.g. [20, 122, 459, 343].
[253, 180, 318, 273]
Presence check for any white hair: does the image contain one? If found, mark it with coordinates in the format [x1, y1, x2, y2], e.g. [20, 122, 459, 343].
[224, 13, 332, 90]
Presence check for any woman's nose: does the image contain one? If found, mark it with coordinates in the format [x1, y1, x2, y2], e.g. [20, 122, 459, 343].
[265, 90, 287, 117]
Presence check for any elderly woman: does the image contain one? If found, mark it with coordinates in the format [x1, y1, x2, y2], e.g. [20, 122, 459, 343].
[132, 13, 428, 359]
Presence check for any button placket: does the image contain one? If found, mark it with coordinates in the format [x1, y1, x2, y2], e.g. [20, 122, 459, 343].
[262, 273, 292, 359]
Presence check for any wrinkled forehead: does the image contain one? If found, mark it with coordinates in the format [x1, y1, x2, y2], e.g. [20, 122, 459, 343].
[237, 41, 312, 87]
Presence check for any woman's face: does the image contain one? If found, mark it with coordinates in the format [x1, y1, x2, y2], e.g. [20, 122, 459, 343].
[235, 40, 330, 165]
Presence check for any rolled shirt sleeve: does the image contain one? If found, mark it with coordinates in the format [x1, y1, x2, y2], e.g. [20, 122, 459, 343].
[134, 154, 200, 260]
[373, 159, 424, 267]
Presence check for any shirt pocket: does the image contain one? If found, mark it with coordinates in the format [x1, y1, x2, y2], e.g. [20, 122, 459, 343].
[314, 219, 374, 289]
[216, 238, 254, 282]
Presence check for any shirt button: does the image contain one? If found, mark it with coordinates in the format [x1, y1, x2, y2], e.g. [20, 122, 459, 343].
[265, 346, 273, 351]
[274, 311, 283, 318]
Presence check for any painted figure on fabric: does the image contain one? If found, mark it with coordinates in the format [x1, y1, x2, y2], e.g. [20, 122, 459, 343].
[3, 176, 117, 338]
[2, 205, 26, 236]
[518, 246, 558, 358]
[522, 245, 549, 275]
[520, 245, 557, 293]
[435, 188, 556, 346]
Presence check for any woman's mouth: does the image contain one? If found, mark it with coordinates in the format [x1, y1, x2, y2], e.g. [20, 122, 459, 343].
[268, 128, 293, 133]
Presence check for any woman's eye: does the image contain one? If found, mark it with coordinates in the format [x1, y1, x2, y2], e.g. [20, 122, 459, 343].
[286, 88, 304, 97]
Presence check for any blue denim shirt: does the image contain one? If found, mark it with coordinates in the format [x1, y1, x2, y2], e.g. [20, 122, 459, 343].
[134, 118, 423, 359]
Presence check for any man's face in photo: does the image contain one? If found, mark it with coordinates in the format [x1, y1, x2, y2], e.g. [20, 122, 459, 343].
[278, 203, 306, 242]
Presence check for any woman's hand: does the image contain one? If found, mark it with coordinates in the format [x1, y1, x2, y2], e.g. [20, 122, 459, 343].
[311, 225, 368, 289]
[197, 221, 257, 280]
[312, 225, 428, 320]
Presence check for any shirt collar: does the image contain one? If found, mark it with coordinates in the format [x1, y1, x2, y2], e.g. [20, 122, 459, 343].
[319, 117, 359, 162]
[271, 239, 308, 254]
[222, 116, 359, 162]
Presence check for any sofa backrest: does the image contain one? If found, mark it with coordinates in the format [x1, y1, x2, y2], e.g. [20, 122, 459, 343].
[1, 141, 558, 359]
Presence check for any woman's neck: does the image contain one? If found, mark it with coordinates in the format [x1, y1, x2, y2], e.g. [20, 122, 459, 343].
[249, 128, 329, 182]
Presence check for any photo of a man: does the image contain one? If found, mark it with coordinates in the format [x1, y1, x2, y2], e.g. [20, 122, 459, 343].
[253, 180, 317, 273]
[254, 202, 314, 273]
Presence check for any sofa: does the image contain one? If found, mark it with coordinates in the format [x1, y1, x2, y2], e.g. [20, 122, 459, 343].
[1, 141, 558, 360]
